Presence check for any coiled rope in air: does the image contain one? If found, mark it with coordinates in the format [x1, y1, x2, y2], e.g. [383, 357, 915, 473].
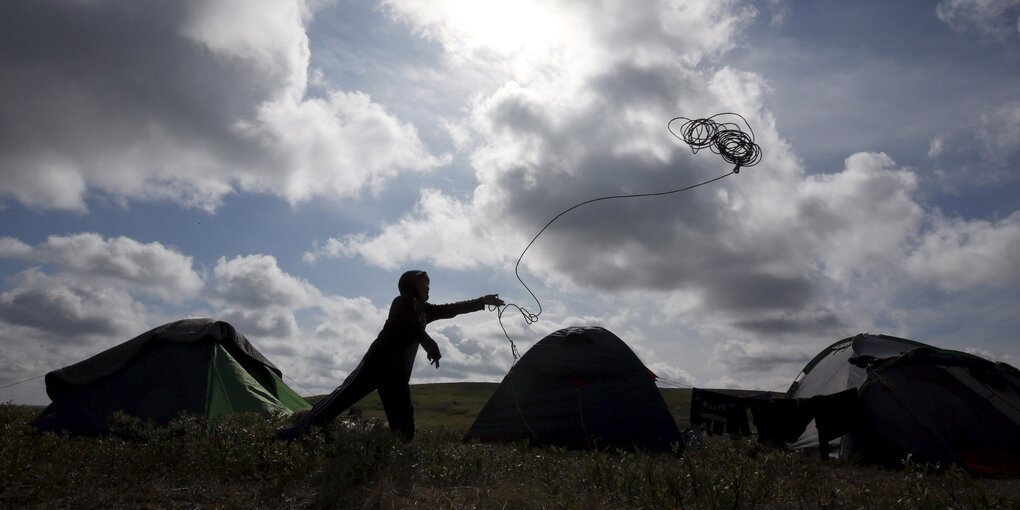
[492, 113, 762, 359]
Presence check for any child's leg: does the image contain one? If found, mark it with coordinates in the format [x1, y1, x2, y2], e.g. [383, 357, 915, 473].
[377, 379, 414, 441]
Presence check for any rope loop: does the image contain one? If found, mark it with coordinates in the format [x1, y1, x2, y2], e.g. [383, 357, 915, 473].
[495, 113, 762, 357]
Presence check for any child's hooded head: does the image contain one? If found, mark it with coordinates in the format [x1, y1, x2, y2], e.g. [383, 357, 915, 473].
[398, 270, 429, 300]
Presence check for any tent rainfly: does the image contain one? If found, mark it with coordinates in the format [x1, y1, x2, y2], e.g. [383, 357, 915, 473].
[786, 333, 1020, 474]
[692, 333, 1020, 475]
[465, 326, 683, 452]
[32, 318, 310, 435]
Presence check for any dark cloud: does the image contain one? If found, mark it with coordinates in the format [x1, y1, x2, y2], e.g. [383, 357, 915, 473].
[0, 0, 266, 185]
[0, 0, 444, 211]
[731, 308, 845, 336]
[592, 63, 682, 107]
[703, 271, 817, 313]
[0, 278, 142, 340]
[485, 105, 819, 316]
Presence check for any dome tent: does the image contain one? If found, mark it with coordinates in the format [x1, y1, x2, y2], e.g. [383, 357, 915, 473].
[464, 327, 683, 452]
[785, 333, 1020, 474]
[32, 318, 310, 435]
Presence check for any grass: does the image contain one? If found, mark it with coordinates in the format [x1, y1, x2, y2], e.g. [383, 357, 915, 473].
[312, 382, 702, 431]
[3, 384, 1020, 509]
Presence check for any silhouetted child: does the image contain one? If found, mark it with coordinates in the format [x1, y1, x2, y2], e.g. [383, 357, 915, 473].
[276, 270, 503, 441]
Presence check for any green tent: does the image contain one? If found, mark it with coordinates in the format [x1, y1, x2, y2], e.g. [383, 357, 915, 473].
[32, 318, 310, 434]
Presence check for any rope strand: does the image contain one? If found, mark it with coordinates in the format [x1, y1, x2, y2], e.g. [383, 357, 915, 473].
[0, 374, 45, 391]
[494, 113, 762, 358]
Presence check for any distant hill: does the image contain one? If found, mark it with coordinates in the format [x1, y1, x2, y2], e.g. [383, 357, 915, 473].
[303, 383, 772, 432]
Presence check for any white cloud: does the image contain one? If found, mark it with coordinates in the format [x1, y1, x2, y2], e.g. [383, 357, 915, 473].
[0, 232, 205, 391]
[796, 152, 924, 281]
[234, 91, 449, 203]
[711, 339, 813, 374]
[0, 237, 33, 259]
[765, 0, 789, 26]
[924, 101, 1020, 190]
[0, 156, 88, 212]
[936, 0, 1020, 39]
[304, 188, 508, 269]
[977, 100, 1020, 159]
[906, 211, 1020, 291]
[647, 361, 696, 387]
[0, 233, 202, 305]
[382, 0, 757, 89]
[181, 0, 313, 101]
[41, 233, 204, 302]
[212, 254, 320, 309]
[963, 347, 1018, 366]
[928, 135, 946, 159]
[0, 0, 444, 211]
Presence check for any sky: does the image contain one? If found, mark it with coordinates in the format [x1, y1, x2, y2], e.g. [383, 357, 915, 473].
[2, 0, 1019, 405]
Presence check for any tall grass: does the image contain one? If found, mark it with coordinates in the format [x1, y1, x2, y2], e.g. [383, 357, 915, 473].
[2, 403, 1017, 509]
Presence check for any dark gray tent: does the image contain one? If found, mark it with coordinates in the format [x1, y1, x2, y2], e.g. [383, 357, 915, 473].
[779, 334, 1020, 474]
[33, 318, 310, 435]
[464, 327, 683, 452]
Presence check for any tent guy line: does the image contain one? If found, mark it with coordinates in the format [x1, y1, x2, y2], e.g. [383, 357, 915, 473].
[0, 374, 45, 392]
[494, 113, 764, 358]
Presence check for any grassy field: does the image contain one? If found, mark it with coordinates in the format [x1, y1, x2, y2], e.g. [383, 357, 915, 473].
[310, 382, 700, 431]
[3, 384, 1020, 509]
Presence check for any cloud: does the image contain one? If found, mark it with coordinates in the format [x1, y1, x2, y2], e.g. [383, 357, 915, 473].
[212, 254, 320, 310]
[796, 152, 924, 280]
[977, 100, 1020, 160]
[963, 347, 1018, 366]
[5, 0, 1019, 401]
[926, 101, 1020, 190]
[384, 0, 757, 68]
[0, 238, 514, 399]
[936, 0, 1020, 39]
[0, 268, 149, 342]
[647, 361, 696, 387]
[905, 211, 1020, 291]
[0, 233, 201, 352]
[711, 339, 813, 374]
[0, 237, 33, 259]
[181, 0, 313, 100]
[304, 188, 507, 269]
[40, 233, 204, 302]
[0, 232, 207, 403]
[315, 3, 892, 347]
[205, 254, 394, 389]
[234, 91, 449, 203]
[0, 231, 236, 401]
[0, 233, 202, 305]
[0, 0, 444, 211]
[765, 0, 789, 26]
[316, 0, 1020, 378]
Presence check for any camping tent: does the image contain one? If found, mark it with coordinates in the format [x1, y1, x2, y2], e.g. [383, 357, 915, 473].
[464, 326, 683, 452]
[786, 333, 1020, 474]
[32, 318, 310, 435]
